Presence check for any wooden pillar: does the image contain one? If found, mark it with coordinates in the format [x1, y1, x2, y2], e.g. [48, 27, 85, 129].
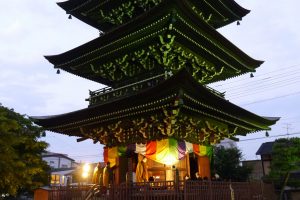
[186, 153, 190, 177]
[114, 157, 120, 184]
[197, 156, 211, 179]
[127, 157, 133, 183]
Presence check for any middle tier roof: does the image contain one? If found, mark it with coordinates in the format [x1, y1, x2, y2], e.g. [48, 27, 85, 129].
[46, 0, 263, 88]
[31, 69, 279, 147]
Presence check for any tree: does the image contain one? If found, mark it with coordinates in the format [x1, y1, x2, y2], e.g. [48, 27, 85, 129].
[268, 138, 300, 199]
[212, 146, 252, 181]
[0, 104, 50, 197]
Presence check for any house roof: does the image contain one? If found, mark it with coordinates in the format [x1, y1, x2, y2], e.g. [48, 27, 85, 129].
[256, 142, 274, 155]
[42, 152, 75, 161]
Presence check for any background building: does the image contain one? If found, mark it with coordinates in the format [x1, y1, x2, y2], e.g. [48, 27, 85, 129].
[42, 151, 77, 186]
[256, 142, 274, 176]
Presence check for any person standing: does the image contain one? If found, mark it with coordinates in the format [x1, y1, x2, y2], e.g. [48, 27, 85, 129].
[136, 156, 148, 182]
[195, 172, 200, 180]
[92, 162, 102, 185]
[103, 162, 113, 187]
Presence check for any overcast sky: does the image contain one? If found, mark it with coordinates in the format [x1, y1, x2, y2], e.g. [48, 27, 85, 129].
[1, 0, 300, 163]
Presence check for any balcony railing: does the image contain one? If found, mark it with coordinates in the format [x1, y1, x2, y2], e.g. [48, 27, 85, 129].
[86, 73, 169, 106]
[86, 72, 225, 107]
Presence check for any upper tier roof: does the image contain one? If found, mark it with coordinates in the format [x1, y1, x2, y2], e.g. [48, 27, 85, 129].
[58, 0, 249, 32]
[46, 0, 262, 88]
[31, 70, 279, 146]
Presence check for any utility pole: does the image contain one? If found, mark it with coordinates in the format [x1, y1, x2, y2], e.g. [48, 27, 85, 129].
[283, 123, 292, 138]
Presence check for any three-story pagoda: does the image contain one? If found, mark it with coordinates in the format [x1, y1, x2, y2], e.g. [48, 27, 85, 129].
[32, 0, 279, 183]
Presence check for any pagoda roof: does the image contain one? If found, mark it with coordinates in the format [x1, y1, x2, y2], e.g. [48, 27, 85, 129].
[46, 0, 262, 87]
[31, 70, 279, 146]
[58, 0, 249, 32]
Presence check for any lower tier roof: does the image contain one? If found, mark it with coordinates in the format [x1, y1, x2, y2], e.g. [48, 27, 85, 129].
[31, 70, 279, 146]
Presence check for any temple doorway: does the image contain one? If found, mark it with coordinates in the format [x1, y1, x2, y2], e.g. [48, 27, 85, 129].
[189, 153, 198, 180]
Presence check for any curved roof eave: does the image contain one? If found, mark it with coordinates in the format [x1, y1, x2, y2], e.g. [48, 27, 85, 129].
[57, 0, 251, 31]
[31, 69, 279, 132]
[45, 1, 263, 85]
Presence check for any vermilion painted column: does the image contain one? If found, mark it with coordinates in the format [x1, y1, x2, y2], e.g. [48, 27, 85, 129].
[198, 156, 211, 179]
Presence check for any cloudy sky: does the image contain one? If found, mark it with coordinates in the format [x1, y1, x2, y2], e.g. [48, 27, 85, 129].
[1, 0, 299, 163]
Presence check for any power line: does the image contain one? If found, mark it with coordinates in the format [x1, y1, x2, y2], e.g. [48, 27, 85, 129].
[284, 120, 300, 124]
[209, 64, 300, 100]
[209, 68, 300, 100]
[238, 90, 300, 106]
[217, 71, 300, 94]
[43, 134, 80, 152]
[280, 115, 300, 121]
[211, 63, 300, 88]
[215, 68, 300, 91]
[219, 74, 300, 98]
[251, 64, 300, 77]
[238, 131, 300, 142]
[226, 74, 300, 92]
[226, 79, 300, 98]
[50, 132, 300, 158]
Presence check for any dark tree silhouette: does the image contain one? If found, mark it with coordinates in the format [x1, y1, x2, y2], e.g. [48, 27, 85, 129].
[268, 138, 300, 199]
[213, 146, 252, 181]
[0, 104, 49, 197]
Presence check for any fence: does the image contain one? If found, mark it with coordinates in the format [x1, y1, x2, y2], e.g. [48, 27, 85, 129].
[47, 181, 276, 200]
[48, 184, 91, 200]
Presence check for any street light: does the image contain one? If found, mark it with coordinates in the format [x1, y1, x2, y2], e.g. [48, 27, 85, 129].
[82, 163, 90, 179]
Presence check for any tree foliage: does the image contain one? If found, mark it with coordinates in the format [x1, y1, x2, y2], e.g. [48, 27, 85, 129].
[268, 138, 300, 188]
[0, 104, 50, 197]
[212, 146, 252, 181]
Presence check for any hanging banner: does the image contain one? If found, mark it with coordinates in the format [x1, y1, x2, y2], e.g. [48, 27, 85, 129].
[103, 147, 118, 167]
[103, 138, 213, 166]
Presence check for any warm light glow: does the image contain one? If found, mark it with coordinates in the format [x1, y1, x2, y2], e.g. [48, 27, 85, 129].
[82, 163, 90, 179]
[82, 172, 89, 178]
[162, 154, 178, 166]
[83, 163, 90, 172]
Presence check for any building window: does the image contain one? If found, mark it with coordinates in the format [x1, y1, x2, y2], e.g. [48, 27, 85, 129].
[61, 164, 68, 168]
[49, 161, 56, 169]
[51, 174, 60, 185]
